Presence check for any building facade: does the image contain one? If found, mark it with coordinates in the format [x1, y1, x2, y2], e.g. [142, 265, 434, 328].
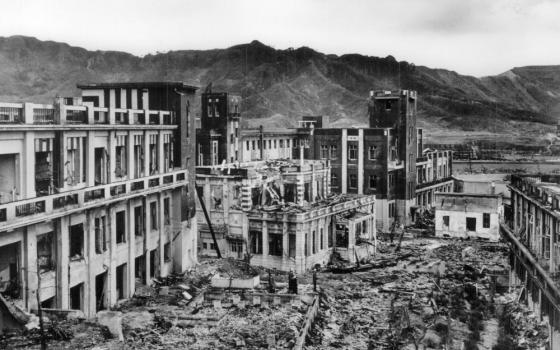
[434, 193, 502, 241]
[415, 148, 454, 210]
[0, 82, 198, 319]
[196, 159, 376, 273]
[196, 89, 454, 231]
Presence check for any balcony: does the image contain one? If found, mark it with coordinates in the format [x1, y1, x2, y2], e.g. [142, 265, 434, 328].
[0, 104, 23, 124]
[65, 106, 88, 123]
[0, 102, 177, 127]
[33, 108, 55, 124]
[0, 169, 189, 230]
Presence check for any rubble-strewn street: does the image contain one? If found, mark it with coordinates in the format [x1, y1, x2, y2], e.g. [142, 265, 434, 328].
[1, 237, 550, 350]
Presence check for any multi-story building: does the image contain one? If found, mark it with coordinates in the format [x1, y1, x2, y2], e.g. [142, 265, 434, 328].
[415, 148, 454, 210]
[0, 82, 198, 318]
[196, 91, 299, 165]
[507, 174, 560, 348]
[197, 89, 454, 231]
[195, 159, 376, 273]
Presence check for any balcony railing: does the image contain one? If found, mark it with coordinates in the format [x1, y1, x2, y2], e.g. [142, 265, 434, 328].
[0, 169, 188, 228]
[0, 105, 23, 124]
[65, 107, 87, 123]
[0, 102, 177, 127]
[33, 108, 55, 124]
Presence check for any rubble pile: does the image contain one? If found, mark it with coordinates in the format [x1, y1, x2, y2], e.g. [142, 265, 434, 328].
[306, 238, 533, 350]
[0, 319, 112, 350]
[493, 292, 549, 350]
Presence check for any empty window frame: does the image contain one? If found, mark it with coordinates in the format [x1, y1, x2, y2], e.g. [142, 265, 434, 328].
[348, 144, 357, 160]
[483, 213, 490, 228]
[466, 217, 477, 231]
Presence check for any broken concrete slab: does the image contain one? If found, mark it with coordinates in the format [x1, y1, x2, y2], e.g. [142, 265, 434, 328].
[97, 310, 124, 341]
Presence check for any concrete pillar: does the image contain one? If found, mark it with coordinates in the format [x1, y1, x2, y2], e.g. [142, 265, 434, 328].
[86, 211, 97, 317]
[23, 131, 36, 198]
[86, 131, 95, 187]
[158, 132, 164, 174]
[341, 129, 348, 193]
[262, 218, 269, 256]
[108, 131, 116, 183]
[57, 217, 70, 309]
[108, 207, 118, 307]
[127, 132, 134, 180]
[143, 133, 150, 177]
[108, 89, 116, 124]
[358, 129, 364, 195]
[297, 174, 305, 204]
[131, 89, 138, 109]
[127, 200, 136, 298]
[24, 225, 38, 311]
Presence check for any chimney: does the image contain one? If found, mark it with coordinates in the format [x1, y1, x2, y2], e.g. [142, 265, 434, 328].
[490, 182, 496, 194]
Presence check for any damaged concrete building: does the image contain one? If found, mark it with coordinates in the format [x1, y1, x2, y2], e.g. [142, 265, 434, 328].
[0, 82, 198, 320]
[434, 192, 503, 241]
[196, 159, 376, 272]
[196, 89, 453, 231]
[505, 174, 560, 347]
[304, 91, 454, 230]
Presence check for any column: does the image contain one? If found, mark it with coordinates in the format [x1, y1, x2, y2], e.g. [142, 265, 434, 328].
[341, 129, 348, 193]
[108, 207, 118, 307]
[158, 132, 164, 174]
[143, 132, 150, 177]
[108, 131, 116, 183]
[86, 131, 95, 187]
[86, 211, 97, 317]
[127, 200, 136, 297]
[357, 129, 364, 195]
[57, 216, 70, 309]
[23, 131, 36, 199]
[158, 195, 166, 277]
[127, 132, 134, 180]
[262, 218, 269, 257]
[297, 174, 305, 204]
[24, 225, 38, 311]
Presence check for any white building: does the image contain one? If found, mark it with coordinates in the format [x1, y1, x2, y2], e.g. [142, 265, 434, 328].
[434, 192, 503, 241]
[0, 82, 198, 320]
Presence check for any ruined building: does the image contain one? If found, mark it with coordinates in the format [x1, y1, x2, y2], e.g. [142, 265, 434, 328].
[0, 82, 198, 318]
[505, 174, 560, 347]
[306, 90, 453, 230]
[196, 159, 376, 273]
[196, 90, 453, 231]
[196, 91, 299, 165]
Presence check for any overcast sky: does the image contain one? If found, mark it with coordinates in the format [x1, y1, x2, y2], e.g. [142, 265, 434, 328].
[1, 0, 558, 77]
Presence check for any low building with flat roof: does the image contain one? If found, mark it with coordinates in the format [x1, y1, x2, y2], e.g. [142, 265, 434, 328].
[434, 192, 503, 241]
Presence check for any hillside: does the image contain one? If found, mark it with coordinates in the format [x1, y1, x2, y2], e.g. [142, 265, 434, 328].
[0, 35, 559, 145]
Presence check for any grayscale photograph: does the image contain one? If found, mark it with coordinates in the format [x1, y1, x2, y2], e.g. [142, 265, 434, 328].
[0, 0, 557, 349]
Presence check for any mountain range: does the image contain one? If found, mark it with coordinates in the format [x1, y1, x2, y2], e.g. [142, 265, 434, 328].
[1, 35, 559, 146]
